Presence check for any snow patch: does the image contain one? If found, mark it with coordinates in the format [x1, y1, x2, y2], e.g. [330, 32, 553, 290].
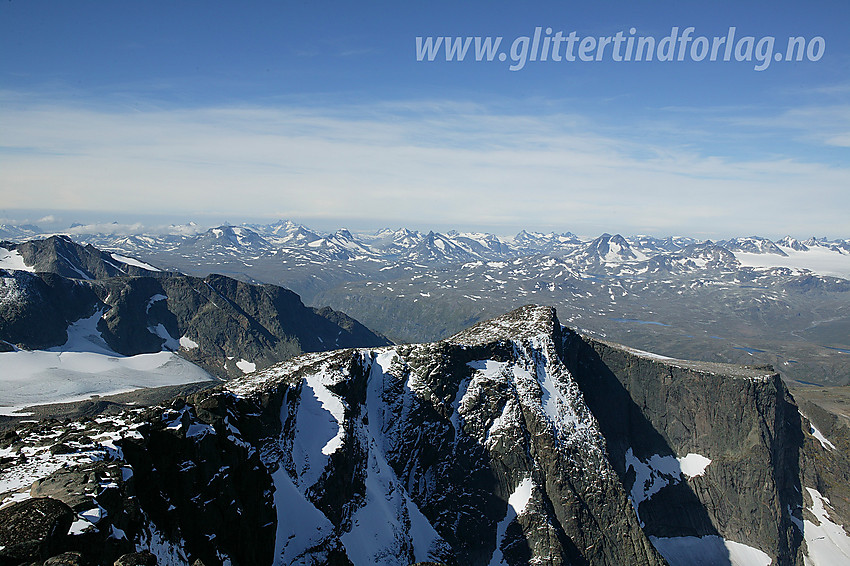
[343, 351, 447, 565]
[111, 253, 161, 272]
[508, 476, 534, 516]
[271, 466, 336, 564]
[0, 414, 141, 509]
[53, 310, 113, 354]
[677, 453, 712, 478]
[450, 375, 472, 440]
[810, 424, 837, 451]
[0, 248, 33, 272]
[236, 359, 256, 374]
[138, 518, 192, 565]
[340, 436, 431, 566]
[162, 406, 215, 439]
[69, 517, 96, 535]
[0, 276, 28, 307]
[620, 345, 674, 361]
[57, 252, 92, 279]
[290, 371, 349, 490]
[186, 422, 215, 439]
[650, 535, 772, 566]
[145, 293, 167, 313]
[148, 323, 179, 351]
[461, 335, 604, 460]
[79, 505, 105, 524]
[801, 487, 850, 566]
[626, 448, 712, 523]
[179, 335, 199, 350]
[800, 411, 837, 451]
[489, 476, 535, 566]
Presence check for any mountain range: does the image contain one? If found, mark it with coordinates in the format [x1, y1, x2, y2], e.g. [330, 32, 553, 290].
[4, 220, 845, 387]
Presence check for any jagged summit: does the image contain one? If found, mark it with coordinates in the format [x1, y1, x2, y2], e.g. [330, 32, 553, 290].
[450, 305, 777, 382]
[224, 304, 657, 565]
[448, 304, 559, 346]
[721, 236, 789, 256]
[778, 235, 809, 251]
[3, 234, 161, 279]
[229, 305, 562, 399]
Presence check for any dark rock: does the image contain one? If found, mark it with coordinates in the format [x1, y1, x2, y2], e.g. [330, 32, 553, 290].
[44, 551, 86, 565]
[0, 497, 74, 562]
[49, 443, 75, 455]
[113, 551, 156, 566]
[30, 466, 102, 511]
[0, 270, 101, 350]
[0, 429, 20, 449]
[12, 235, 149, 280]
[120, 397, 277, 566]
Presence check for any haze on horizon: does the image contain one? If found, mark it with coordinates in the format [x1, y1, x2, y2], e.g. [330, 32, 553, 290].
[1, 210, 846, 244]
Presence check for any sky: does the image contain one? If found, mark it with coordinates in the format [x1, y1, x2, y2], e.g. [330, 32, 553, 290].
[1, 0, 849, 239]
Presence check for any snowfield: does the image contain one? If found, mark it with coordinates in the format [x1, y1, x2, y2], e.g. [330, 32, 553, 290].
[734, 246, 850, 279]
[0, 310, 215, 415]
[0, 247, 34, 272]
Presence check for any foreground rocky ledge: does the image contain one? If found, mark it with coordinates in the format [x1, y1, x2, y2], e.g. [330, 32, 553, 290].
[1, 305, 848, 566]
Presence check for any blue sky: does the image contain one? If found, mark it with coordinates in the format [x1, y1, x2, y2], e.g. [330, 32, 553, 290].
[1, 1, 849, 238]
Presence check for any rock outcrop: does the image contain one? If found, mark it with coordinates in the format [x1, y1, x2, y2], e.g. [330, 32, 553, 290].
[0, 497, 75, 563]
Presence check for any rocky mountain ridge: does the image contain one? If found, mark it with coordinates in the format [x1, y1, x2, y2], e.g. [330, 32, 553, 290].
[1, 306, 848, 565]
[0, 236, 389, 404]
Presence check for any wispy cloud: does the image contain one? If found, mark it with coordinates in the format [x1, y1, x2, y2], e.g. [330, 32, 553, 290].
[717, 104, 850, 149]
[809, 82, 850, 96]
[1, 93, 848, 237]
[338, 48, 376, 57]
[55, 221, 205, 237]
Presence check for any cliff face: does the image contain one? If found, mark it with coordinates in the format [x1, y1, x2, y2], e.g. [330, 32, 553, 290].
[91, 272, 391, 377]
[1, 305, 846, 566]
[562, 335, 805, 564]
